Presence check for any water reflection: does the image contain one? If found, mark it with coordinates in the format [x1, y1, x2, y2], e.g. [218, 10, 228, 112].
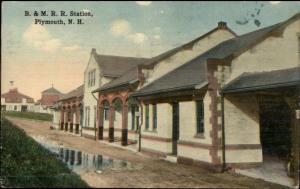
[57, 148, 139, 174]
[33, 136, 142, 175]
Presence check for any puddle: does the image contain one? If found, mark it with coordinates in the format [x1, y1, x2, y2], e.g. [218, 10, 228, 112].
[32, 136, 143, 175]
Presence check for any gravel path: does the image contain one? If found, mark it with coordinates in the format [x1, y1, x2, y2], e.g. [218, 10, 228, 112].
[5, 116, 290, 188]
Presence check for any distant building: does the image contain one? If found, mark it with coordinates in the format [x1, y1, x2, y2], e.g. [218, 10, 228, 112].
[1, 88, 35, 112]
[34, 86, 63, 114]
[52, 85, 84, 135]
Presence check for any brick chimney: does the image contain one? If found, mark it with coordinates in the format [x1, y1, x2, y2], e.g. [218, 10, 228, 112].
[9, 88, 18, 92]
[218, 21, 227, 29]
[91, 48, 97, 55]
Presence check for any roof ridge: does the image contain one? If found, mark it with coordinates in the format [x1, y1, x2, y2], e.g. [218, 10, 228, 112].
[8, 89, 33, 99]
[141, 22, 237, 67]
[96, 53, 149, 60]
[235, 11, 300, 39]
[59, 84, 84, 101]
[105, 66, 137, 82]
[93, 51, 150, 79]
[1, 89, 35, 103]
[237, 22, 281, 39]
[42, 86, 62, 93]
[98, 67, 139, 92]
[66, 84, 84, 93]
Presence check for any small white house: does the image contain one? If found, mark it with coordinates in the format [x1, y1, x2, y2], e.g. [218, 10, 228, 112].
[1, 88, 35, 112]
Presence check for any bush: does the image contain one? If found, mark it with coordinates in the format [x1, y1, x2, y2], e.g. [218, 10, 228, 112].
[0, 118, 89, 188]
[1, 111, 53, 122]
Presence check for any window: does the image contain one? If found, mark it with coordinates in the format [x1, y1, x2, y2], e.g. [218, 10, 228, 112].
[298, 36, 300, 58]
[87, 107, 90, 127]
[94, 106, 97, 128]
[90, 71, 93, 86]
[85, 107, 90, 127]
[104, 106, 109, 120]
[152, 104, 157, 130]
[196, 100, 204, 134]
[145, 104, 149, 130]
[88, 72, 91, 87]
[87, 69, 96, 87]
[92, 70, 96, 86]
[298, 36, 300, 52]
[14, 106, 17, 111]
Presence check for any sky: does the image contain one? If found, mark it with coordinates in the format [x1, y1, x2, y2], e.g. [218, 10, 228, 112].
[2, 1, 300, 101]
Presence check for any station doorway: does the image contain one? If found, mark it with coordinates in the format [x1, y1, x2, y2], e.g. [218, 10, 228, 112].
[237, 94, 297, 187]
[259, 95, 292, 163]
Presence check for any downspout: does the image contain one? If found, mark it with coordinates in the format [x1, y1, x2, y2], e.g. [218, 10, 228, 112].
[138, 99, 143, 152]
[80, 102, 83, 137]
[221, 93, 226, 172]
[92, 91, 98, 141]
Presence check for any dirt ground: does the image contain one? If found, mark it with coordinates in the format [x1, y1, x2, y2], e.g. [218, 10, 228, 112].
[4, 116, 290, 188]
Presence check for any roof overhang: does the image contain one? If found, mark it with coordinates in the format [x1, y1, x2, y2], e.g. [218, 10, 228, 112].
[222, 67, 300, 95]
[131, 87, 208, 104]
[132, 81, 208, 98]
[222, 81, 299, 94]
[92, 80, 139, 94]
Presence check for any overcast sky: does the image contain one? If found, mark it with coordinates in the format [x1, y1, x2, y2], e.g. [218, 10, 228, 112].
[2, 1, 300, 100]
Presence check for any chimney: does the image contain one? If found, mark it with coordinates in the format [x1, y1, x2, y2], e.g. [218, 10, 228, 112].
[91, 48, 97, 55]
[10, 88, 18, 92]
[218, 21, 227, 29]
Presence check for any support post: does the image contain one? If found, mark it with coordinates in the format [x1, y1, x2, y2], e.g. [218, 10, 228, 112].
[75, 108, 80, 134]
[221, 94, 226, 172]
[64, 110, 68, 131]
[98, 105, 104, 140]
[109, 105, 115, 142]
[69, 110, 74, 133]
[138, 102, 143, 152]
[121, 103, 128, 146]
[293, 93, 299, 187]
[60, 109, 64, 130]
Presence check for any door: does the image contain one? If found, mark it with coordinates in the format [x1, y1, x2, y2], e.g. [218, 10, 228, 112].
[172, 102, 179, 155]
[21, 105, 27, 112]
[259, 96, 292, 159]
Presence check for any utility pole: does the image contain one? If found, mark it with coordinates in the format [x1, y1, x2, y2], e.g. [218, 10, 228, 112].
[294, 88, 300, 187]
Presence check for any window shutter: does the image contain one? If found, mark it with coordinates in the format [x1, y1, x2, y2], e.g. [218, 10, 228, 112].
[131, 106, 135, 130]
[153, 104, 157, 130]
[145, 104, 149, 130]
[196, 100, 204, 134]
